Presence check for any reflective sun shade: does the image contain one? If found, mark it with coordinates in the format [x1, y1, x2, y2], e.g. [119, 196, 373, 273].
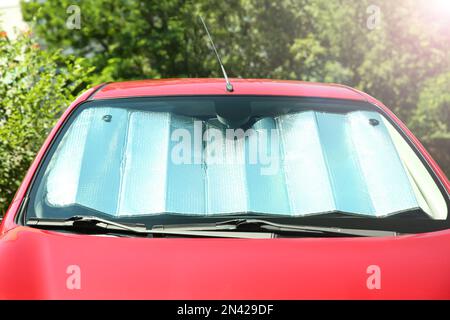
[42, 107, 420, 217]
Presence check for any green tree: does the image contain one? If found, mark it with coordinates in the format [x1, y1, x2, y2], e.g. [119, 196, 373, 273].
[357, 0, 450, 122]
[411, 72, 450, 175]
[0, 31, 93, 214]
[21, 0, 248, 82]
[21, 0, 343, 81]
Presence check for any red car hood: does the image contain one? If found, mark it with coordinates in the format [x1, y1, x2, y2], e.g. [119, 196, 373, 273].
[1, 226, 450, 299]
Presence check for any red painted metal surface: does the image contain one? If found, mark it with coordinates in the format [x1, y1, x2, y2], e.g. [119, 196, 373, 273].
[1, 226, 450, 299]
[0, 79, 449, 299]
[93, 78, 366, 101]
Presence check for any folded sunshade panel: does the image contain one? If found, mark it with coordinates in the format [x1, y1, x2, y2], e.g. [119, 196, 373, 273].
[45, 107, 420, 217]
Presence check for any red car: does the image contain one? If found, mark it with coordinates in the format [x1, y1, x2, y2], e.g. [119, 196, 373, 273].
[0, 78, 449, 299]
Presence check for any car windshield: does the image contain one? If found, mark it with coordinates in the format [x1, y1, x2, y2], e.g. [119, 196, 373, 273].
[27, 96, 448, 225]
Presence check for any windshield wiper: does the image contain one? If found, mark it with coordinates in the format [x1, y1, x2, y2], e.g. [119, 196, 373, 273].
[152, 218, 399, 237]
[26, 216, 399, 238]
[26, 216, 274, 239]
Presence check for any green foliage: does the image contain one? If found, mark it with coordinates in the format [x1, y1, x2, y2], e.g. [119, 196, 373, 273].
[20, 0, 450, 108]
[411, 72, 450, 174]
[0, 32, 93, 214]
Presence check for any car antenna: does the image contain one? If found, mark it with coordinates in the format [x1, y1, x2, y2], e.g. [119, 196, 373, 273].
[199, 16, 234, 92]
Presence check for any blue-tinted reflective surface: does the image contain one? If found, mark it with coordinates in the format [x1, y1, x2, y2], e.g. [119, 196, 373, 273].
[40, 107, 419, 217]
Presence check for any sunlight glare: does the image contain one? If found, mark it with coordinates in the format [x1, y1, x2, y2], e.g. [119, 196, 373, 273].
[432, 0, 450, 17]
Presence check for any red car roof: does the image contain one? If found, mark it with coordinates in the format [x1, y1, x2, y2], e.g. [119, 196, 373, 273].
[91, 78, 367, 101]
